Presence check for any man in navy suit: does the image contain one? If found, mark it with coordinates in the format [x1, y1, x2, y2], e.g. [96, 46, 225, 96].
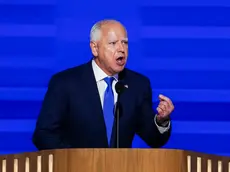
[32, 19, 174, 150]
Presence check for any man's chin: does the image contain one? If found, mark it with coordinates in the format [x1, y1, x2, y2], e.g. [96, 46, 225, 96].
[113, 66, 125, 74]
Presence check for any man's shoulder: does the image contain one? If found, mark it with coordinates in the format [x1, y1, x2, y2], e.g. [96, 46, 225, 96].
[50, 62, 89, 83]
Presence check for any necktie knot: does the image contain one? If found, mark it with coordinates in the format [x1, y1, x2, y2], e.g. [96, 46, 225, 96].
[104, 77, 114, 88]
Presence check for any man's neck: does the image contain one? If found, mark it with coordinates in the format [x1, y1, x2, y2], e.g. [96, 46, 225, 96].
[92, 59, 119, 82]
[94, 58, 116, 76]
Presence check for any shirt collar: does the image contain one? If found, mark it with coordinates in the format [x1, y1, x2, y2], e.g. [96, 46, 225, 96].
[92, 59, 118, 82]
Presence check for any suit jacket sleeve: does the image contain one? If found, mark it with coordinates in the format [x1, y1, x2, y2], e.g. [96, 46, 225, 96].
[32, 74, 71, 150]
[136, 78, 171, 148]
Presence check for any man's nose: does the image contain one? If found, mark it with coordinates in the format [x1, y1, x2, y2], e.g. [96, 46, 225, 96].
[117, 42, 125, 52]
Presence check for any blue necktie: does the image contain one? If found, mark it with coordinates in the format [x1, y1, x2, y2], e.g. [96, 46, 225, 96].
[103, 77, 114, 145]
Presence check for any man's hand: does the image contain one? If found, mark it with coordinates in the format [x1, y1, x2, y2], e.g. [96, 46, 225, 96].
[156, 94, 174, 124]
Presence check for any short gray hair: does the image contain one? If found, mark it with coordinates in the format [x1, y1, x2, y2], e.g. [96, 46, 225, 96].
[90, 19, 124, 42]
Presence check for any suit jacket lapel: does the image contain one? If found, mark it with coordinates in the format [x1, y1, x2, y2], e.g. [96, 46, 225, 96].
[80, 61, 109, 147]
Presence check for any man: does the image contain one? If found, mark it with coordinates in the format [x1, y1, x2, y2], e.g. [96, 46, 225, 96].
[32, 19, 174, 150]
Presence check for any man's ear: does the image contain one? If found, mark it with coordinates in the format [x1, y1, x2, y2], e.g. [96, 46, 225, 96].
[90, 41, 99, 57]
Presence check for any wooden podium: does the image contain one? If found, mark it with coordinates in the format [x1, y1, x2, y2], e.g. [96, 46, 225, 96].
[0, 148, 230, 172]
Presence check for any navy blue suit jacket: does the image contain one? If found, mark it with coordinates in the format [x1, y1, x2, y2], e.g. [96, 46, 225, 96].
[32, 60, 171, 150]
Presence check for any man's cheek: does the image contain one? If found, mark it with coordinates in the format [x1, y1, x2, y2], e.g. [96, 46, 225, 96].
[105, 49, 116, 57]
[105, 46, 115, 53]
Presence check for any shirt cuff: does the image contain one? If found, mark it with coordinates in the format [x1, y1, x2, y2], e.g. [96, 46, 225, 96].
[154, 115, 171, 134]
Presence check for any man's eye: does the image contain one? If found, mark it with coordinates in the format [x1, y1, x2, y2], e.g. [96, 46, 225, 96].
[109, 42, 116, 45]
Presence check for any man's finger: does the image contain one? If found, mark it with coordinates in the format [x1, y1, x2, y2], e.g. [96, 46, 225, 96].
[159, 94, 173, 106]
[159, 94, 170, 102]
[159, 103, 166, 111]
[157, 107, 164, 115]
[159, 101, 169, 110]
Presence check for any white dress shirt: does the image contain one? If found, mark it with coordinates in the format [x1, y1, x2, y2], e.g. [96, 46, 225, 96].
[91, 60, 170, 134]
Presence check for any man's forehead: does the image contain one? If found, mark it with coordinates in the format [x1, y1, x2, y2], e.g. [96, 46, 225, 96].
[106, 31, 128, 40]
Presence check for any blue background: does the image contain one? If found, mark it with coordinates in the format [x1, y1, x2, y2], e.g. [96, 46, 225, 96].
[0, 0, 230, 156]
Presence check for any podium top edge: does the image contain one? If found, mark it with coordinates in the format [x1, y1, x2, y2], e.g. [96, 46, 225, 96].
[1, 148, 230, 159]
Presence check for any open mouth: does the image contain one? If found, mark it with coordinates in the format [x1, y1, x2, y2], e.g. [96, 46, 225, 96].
[116, 56, 124, 62]
[116, 56, 125, 66]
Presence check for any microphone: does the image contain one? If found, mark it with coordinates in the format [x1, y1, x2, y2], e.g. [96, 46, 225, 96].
[114, 81, 127, 148]
[115, 81, 127, 94]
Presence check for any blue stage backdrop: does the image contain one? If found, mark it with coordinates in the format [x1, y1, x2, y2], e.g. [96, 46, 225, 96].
[0, 0, 230, 155]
